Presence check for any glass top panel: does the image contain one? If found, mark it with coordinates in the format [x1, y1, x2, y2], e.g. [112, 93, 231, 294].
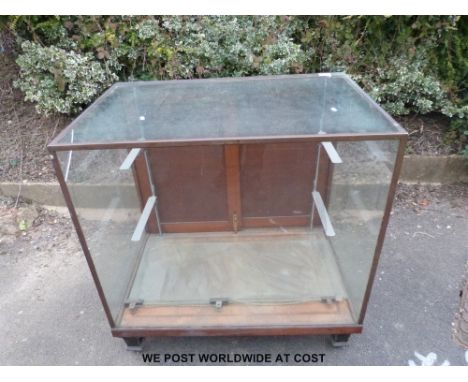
[55, 73, 401, 145]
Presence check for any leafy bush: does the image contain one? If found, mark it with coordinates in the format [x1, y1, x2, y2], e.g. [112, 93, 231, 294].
[293, 16, 468, 147]
[353, 57, 468, 118]
[8, 16, 308, 114]
[14, 41, 117, 115]
[81, 16, 304, 79]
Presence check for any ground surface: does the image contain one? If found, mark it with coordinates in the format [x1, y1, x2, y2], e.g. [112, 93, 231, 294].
[396, 114, 462, 156]
[0, 184, 467, 365]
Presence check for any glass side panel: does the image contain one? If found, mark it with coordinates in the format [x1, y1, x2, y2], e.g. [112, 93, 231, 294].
[327, 139, 399, 319]
[57, 149, 146, 323]
[55, 74, 401, 145]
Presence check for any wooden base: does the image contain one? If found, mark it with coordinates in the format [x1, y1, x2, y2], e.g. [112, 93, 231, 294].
[119, 228, 356, 336]
[113, 300, 360, 338]
[120, 300, 354, 329]
[113, 325, 362, 338]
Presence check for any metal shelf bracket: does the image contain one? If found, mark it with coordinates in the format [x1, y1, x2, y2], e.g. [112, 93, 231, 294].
[312, 191, 336, 237]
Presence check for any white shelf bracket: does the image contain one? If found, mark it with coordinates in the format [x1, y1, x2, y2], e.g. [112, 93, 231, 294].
[119, 148, 142, 170]
[321, 142, 342, 164]
[131, 196, 156, 242]
[64, 129, 74, 181]
[312, 191, 336, 237]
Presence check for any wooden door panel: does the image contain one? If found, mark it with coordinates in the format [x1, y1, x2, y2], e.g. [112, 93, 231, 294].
[240, 142, 315, 218]
[134, 143, 331, 233]
[239, 142, 330, 227]
[148, 146, 229, 224]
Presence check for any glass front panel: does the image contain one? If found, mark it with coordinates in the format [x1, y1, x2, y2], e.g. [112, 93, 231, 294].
[54, 74, 402, 146]
[57, 138, 399, 331]
[57, 149, 146, 323]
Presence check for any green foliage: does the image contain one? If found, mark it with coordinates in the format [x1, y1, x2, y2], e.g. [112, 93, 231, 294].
[14, 41, 117, 115]
[353, 57, 468, 117]
[2, 15, 468, 150]
[6, 16, 305, 80]
[78, 16, 304, 79]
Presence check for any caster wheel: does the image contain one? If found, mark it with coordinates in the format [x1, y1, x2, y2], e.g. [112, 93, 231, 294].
[123, 337, 145, 352]
[330, 334, 351, 347]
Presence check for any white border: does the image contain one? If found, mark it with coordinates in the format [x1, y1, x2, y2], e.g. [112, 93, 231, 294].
[2, 366, 468, 379]
[0, 1, 468, 15]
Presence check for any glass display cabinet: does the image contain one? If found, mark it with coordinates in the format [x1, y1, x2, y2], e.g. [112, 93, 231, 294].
[48, 73, 407, 350]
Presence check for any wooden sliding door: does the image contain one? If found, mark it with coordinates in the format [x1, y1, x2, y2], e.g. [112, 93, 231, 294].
[134, 142, 330, 234]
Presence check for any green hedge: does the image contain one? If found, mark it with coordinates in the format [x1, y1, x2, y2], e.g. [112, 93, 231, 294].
[1, 16, 467, 152]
